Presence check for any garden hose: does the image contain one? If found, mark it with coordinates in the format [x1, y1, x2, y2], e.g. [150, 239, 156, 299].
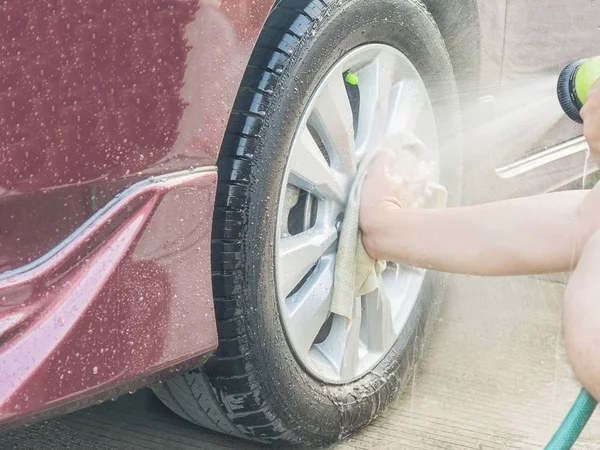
[544, 388, 597, 449]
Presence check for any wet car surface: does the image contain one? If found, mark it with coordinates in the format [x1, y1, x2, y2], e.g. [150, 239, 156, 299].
[1, 0, 599, 447]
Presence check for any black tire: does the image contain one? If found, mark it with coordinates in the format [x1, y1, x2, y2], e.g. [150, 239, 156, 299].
[152, 0, 462, 446]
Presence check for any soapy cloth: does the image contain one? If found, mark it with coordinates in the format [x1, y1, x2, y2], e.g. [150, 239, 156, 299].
[329, 132, 448, 319]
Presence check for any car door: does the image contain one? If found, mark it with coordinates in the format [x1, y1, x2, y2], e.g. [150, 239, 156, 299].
[493, 0, 599, 194]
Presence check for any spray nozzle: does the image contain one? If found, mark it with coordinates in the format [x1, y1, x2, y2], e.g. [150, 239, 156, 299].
[557, 56, 600, 123]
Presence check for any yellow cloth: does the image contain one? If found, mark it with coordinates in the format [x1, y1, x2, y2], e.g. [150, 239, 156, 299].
[329, 133, 448, 319]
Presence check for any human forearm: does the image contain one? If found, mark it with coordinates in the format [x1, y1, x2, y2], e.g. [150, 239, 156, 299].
[362, 190, 593, 276]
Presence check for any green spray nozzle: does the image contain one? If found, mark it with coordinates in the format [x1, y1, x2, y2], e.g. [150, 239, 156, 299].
[557, 56, 600, 123]
[575, 57, 600, 105]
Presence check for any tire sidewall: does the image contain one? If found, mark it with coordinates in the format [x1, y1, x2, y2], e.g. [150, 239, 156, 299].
[238, 0, 461, 441]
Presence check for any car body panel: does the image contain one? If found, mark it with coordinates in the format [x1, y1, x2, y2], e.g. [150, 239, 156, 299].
[0, 169, 218, 428]
[469, 0, 599, 202]
[0, 0, 275, 428]
[1, 0, 273, 270]
[498, 0, 599, 160]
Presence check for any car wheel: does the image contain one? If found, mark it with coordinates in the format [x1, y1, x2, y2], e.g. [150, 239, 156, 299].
[152, 0, 462, 445]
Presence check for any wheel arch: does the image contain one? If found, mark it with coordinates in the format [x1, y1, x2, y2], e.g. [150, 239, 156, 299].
[155, 0, 464, 445]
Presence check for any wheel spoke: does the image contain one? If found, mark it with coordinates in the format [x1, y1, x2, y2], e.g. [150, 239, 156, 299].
[279, 225, 338, 297]
[314, 298, 362, 379]
[289, 127, 347, 204]
[285, 256, 335, 357]
[339, 298, 362, 379]
[311, 68, 356, 174]
[355, 51, 397, 154]
[385, 78, 427, 139]
[363, 283, 398, 352]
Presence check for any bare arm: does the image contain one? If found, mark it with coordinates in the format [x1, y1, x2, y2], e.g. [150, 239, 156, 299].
[361, 185, 600, 277]
[361, 79, 600, 277]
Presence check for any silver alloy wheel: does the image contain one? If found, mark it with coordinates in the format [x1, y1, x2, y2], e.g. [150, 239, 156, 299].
[275, 44, 440, 384]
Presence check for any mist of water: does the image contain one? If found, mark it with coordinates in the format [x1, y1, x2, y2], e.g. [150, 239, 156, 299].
[430, 73, 587, 204]
[460, 75, 566, 163]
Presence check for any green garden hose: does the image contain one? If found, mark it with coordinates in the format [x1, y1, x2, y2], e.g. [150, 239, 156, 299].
[544, 388, 597, 449]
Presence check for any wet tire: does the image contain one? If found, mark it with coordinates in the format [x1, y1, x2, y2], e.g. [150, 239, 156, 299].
[152, 0, 462, 446]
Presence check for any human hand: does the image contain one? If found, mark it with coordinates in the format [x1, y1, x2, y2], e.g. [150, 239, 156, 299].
[359, 136, 447, 232]
[581, 78, 600, 166]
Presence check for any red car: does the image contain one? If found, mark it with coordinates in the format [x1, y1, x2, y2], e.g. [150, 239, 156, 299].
[0, 0, 597, 446]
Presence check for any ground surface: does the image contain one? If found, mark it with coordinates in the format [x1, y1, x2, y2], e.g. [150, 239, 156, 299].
[2, 274, 599, 449]
[3, 2, 599, 449]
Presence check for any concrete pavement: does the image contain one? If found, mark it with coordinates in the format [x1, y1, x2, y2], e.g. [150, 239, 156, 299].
[2, 274, 599, 449]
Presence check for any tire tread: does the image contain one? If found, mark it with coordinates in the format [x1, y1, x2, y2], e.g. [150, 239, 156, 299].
[153, 0, 321, 443]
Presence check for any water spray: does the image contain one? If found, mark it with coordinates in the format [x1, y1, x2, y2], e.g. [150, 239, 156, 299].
[543, 57, 600, 450]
